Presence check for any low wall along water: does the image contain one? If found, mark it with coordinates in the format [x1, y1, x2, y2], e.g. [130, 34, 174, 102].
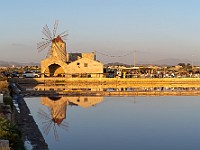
[9, 77, 200, 96]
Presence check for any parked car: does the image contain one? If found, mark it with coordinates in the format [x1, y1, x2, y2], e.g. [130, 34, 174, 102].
[22, 71, 40, 78]
[11, 71, 20, 78]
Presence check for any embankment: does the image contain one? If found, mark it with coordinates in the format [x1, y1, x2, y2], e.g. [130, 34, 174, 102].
[11, 77, 200, 87]
[9, 77, 200, 96]
[10, 83, 48, 150]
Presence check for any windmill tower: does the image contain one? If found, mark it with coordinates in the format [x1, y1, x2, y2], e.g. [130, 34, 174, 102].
[37, 20, 69, 62]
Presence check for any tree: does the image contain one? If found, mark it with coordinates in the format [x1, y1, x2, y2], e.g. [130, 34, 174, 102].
[178, 63, 185, 68]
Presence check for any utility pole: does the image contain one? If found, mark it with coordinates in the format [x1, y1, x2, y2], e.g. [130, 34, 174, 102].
[192, 54, 194, 68]
[134, 49, 136, 67]
[94, 50, 96, 60]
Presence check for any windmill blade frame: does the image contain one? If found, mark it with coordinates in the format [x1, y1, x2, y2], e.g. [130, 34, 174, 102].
[42, 38, 51, 41]
[58, 30, 69, 41]
[42, 120, 53, 136]
[37, 41, 51, 52]
[53, 123, 59, 141]
[38, 108, 53, 136]
[38, 20, 68, 59]
[53, 20, 59, 38]
[46, 47, 53, 58]
[60, 33, 69, 40]
[38, 108, 52, 120]
[59, 121, 69, 131]
[42, 24, 53, 40]
[59, 30, 69, 36]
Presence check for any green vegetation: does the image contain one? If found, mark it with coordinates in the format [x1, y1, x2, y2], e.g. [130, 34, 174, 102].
[0, 80, 24, 150]
[0, 116, 25, 150]
[3, 96, 13, 108]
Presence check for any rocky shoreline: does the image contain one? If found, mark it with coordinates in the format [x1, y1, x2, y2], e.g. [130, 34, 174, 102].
[11, 84, 48, 150]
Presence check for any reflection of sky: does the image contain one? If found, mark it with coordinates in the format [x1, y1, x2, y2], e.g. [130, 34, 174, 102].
[25, 96, 200, 150]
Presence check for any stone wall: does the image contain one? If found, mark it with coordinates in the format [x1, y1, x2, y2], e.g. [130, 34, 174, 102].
[67, 57, 103, 77]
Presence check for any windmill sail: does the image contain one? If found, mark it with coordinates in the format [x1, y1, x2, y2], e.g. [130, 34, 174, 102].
[37, 20, 69, 62]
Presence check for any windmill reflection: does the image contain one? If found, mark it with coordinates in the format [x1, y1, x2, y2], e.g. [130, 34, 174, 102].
[38, 96, 69, 141]
[38, 96, 104, 140]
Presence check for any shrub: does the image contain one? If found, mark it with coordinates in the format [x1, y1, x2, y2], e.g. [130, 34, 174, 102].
[0, 115, 25, 150]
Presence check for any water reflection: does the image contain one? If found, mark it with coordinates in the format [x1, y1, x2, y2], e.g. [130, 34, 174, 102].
[22, 84, 200, 93]
[38, 97, 68, 140]
[33, 84, 104, 92]
[38, 96, 104, 140]
[105, 87, 200, 92]
[24, 96, 200, 150]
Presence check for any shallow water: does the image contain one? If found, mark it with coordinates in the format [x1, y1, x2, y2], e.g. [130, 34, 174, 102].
[25, 96, 200, 150]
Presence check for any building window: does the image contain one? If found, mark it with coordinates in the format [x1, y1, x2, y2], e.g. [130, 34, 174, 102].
[72, 74, 79, 78]
[84, 98, 88, 102]
[84, 63, 88, 67]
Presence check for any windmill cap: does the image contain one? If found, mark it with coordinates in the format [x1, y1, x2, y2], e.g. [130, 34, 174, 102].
[54, 35, 63, 42]
[53, 118, 64, 125]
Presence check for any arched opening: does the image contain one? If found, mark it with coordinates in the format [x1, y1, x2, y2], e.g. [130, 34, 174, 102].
[44, 64, 65, 77]
[48, 96, 62, 101]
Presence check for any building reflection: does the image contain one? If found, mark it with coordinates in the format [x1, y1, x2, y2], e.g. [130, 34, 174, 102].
[38, 96, 104, 140]
[34, 84, 104, 92]
[67, 96, 103, 108]
[23, 84, 200, 93]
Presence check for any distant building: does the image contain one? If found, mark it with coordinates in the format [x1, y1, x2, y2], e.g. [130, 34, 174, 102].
[40, 35, 103, 78]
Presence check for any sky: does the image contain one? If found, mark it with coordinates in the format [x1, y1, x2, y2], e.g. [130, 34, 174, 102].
[1, 0, 200, 65]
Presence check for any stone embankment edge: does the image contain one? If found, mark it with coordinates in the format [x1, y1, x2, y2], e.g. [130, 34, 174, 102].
[10, 83, 48, 150]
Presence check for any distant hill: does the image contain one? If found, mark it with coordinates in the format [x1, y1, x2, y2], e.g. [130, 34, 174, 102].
[0, 60, 40, 67]
[104, 58, 199, 67]
[138, 58, 197, 66]
[151, 58, 192, 66]
[104, 62, 131, 67]
[0, 58, 197, 68]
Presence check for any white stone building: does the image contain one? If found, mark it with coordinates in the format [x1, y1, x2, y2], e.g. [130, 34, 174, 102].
[40, 35, 103, 78]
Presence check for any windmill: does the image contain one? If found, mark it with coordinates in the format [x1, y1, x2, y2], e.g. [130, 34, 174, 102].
[38, 97, 69, 141]
[37, 20, 69, 62]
